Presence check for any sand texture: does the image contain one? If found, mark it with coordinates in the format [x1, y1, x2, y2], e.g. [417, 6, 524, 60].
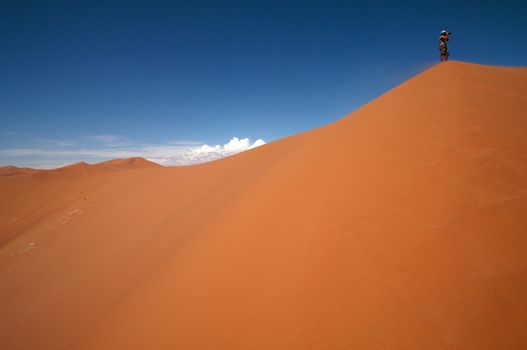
[1, 61, 527, 349]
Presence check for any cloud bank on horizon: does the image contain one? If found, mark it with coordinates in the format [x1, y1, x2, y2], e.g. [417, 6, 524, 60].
[0, 133, 266, 169]
[150, 137, 265, 166]
[175, 137, 266, 166]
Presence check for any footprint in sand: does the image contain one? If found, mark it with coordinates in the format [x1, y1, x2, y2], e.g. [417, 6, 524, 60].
[18, 242, 36, 254]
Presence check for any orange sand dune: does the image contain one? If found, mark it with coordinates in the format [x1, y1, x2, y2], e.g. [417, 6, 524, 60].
[0, 157, 160, 180]
[95, 157, 161, 170]
[1, 61, 527, 349]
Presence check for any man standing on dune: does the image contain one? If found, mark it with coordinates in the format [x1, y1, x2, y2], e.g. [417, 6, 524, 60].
[439, 30, 451, 62]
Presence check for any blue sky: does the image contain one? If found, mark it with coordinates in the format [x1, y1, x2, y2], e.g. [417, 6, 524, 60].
[1, 0, 526, 167]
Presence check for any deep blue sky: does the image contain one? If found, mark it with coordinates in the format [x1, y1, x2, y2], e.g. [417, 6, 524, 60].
[1, 0, 526, 167]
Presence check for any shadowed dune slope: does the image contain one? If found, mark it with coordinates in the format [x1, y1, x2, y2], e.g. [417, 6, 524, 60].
[1, 61, 527, 349]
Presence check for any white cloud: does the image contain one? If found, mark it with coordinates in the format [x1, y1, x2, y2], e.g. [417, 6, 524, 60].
[168, 137, 266, 165]
[250, 139, 266, 149]
[0, 135, 266, 168]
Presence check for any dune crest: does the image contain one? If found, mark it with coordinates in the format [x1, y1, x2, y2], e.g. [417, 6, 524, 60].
[95, 156, 161, 169]
[0, 157, 160, 179]
[1, 61, 527, 349]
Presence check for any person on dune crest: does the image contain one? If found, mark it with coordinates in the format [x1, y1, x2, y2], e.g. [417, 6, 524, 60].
[439, 30, 451, 62]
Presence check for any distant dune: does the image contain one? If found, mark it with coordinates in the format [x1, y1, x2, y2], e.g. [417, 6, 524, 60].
[1, 61, 527, 349]
[0, 157, 160, 179]
[94, 157, 161, 170]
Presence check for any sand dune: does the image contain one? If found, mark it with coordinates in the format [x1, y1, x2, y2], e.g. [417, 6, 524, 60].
[1, 61, 527, 349]
[0, 157, 160, 180]
[95, 157, 161, 170]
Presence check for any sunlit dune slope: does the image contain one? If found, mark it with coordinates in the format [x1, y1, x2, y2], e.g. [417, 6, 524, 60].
[1, 61, 527, 349]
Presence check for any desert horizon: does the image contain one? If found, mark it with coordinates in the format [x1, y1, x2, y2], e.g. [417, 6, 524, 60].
[2, 60, 527, 349]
